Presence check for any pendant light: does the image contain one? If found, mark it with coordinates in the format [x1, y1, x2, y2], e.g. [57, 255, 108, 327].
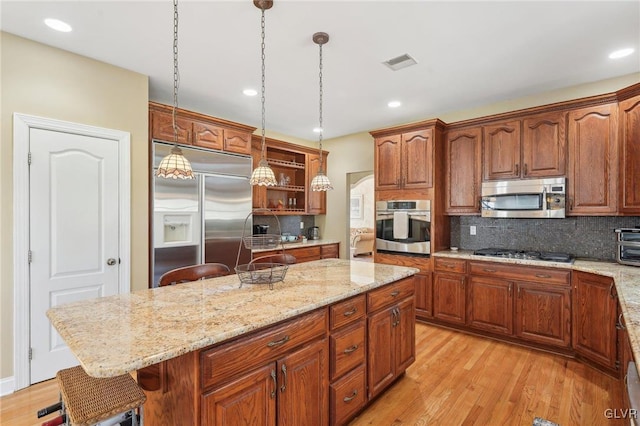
[310, 32, 333, 191]
[155, 0, 194, 180]
[249, 0, 277, 186]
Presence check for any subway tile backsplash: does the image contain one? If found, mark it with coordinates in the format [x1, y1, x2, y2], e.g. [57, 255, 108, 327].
[451, 216, 640, 260]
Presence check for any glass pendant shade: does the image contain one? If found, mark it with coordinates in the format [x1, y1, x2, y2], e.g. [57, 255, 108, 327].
[156, 145, 194, 179]
[310, 169, 333, 191]
[249, 158, 277, 186]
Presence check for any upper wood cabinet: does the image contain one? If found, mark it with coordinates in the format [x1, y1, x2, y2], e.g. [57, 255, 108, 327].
[149, 102, 255, 155]
[373, 128, 433, 191]
[567, 103, 618, 215]
[445, 127, 482, 214]
[618, 92, 640, 214]
[483, 113, 566, 181]
[251, 136, 328, 215]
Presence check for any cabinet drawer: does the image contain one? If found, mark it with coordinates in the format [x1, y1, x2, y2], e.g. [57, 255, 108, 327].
[367, 277, 415, 313]
[330, 295, 365, 330]
[469, 261, 570, 285]
[201, 309, 327, 389]
[330, 365, 366, 426]
[330, 321, 366, 381]
[291, 246, 322, 262]
[321, 243, 339, 259]
[434, 258, 467, 274]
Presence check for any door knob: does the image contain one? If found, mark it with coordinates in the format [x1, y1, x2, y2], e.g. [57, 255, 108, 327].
[107, 258, 117, 266]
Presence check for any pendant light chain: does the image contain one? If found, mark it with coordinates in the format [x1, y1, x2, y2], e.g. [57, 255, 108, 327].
[260, 6, 267, 159]
[172, 0, 180, 143]
[318, 42, 324, 171]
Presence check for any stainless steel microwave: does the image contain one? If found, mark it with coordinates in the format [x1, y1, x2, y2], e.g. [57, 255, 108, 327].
[481, 177, 566, 219]
[615, 228, 640, 267]
[375, 200, 431, 256]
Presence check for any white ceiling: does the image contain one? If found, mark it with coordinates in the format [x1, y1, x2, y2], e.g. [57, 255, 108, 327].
[2, 1, 639, 140]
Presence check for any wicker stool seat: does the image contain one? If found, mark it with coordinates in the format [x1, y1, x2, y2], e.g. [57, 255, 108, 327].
[56, 366, 146, 426]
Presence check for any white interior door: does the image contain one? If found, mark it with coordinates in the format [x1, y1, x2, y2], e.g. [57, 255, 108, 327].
[29, 128, 120, 384]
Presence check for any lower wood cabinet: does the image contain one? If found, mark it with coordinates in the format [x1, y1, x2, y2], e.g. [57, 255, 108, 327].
[367, 278, 416, 400]
[414, 272, 433, 319]
[572, 271, 618, 373]
[467, 276, 513, 335]
[255, 243, 339, 264]
[515, 281, 571, 348]
[433, 258, 467, 326]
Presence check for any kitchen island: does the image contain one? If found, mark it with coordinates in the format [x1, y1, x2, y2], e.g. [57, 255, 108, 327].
[47, 259, 418, 425]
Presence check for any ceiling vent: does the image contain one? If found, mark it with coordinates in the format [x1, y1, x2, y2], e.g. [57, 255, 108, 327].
[383, 53, 418, 71]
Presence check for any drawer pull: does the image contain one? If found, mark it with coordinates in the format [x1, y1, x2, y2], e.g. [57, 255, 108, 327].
[343, 389, 358, 403]
[483, 268, 497, 273]
[535, 274, 551, 278]
[343, 308, 357, 317]
[267, 335, 290, 348]
[343, 344, 359, 354]
[390, 290, 400, 297]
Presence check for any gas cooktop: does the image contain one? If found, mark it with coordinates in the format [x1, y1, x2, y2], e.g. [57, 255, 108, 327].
[473, 248, 574, 263]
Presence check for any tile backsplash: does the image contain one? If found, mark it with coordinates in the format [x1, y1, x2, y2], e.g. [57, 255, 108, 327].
[253, 215, 315, 238]
[450, 216, 640, 260]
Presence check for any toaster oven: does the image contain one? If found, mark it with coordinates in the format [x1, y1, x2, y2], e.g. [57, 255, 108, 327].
[615, 228, 640, 266]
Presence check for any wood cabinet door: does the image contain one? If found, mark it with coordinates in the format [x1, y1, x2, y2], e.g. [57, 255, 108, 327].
[467, 276, 513, 335]
[572, 271, 618, 370]
[402, 129, 433, 189]
[277, 339, 328, 426]
[374, 135, 401, 190]
[224, 129, 252, 155]
[522, 111, 567, 178]
[150, 109, 191, 144]
[445, 128, 482, 214]
[201, 364, 276, 426]
[395, 297, 416, 373]
[306, 153, 327, 215]
[433, 273, 466, 325]
[414, 272, 433, 319]
[619, 95, 640, 214]
[367, 306, 395, 399]
[515, 282, 571, 348]
[483, 120, 521, 180]
[567, 103, 618, 215]
[193, 120, 223, 150]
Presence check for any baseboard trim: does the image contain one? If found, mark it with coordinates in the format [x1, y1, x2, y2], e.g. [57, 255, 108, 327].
[1, 376, 15, 396]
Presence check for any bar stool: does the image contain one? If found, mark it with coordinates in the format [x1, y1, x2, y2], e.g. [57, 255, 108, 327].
[56, 365, 146, 426]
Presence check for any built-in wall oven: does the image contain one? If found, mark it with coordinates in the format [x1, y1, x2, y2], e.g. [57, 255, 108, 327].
[375, 200, 430, 256]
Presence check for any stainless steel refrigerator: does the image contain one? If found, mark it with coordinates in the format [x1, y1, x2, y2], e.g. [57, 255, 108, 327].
[152, 142, 252, 286]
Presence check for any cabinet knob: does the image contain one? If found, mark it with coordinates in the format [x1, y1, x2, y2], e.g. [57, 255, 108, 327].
[515, 164, 520, 176]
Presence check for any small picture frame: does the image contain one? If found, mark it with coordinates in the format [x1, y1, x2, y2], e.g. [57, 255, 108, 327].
[350, 194, 363, 219]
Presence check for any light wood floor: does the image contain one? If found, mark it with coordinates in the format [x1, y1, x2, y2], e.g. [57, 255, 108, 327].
[1, 324, 625, 426]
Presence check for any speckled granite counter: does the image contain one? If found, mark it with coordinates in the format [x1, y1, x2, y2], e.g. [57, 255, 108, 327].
[47, 259, 417, 378]
[434, 250, 640, 365]
[252, 238, 340, 253]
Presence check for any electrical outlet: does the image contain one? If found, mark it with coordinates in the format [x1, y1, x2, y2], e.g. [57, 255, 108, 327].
[470, 225, 477, 236]
[300, 221, 304, 230]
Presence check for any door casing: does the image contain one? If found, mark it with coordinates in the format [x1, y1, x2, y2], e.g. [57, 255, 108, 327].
[12, 113, 131, 390]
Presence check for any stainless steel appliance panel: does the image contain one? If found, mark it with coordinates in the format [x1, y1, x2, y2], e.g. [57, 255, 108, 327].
[204, 174, 251, 269]
[481, 177, 566, 218]
[615, 228, 640, 266]
[375, 200, 431, 256]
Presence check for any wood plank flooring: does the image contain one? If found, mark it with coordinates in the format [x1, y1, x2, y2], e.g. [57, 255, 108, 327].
[1, 323, 626, 426]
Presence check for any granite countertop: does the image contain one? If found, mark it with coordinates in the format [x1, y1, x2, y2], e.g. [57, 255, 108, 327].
[252, 238, 340, 253]
[47, 259, 417, 378]
[434, 249, 640, 365]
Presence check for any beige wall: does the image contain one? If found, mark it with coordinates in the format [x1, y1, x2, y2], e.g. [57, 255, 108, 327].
[321, 72, 640, 260]
[1, 32, 149, 381]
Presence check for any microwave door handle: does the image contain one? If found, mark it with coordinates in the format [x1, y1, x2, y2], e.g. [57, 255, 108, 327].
[542, 187, 547, 211]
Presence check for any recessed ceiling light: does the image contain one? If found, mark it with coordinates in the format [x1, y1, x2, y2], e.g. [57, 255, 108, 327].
[313, 127, 322, 133]
[243, 88, 257, 96]
[388, 101, 402, 108]
[609, 48, 634, 59]
[44, 18, 72, 32]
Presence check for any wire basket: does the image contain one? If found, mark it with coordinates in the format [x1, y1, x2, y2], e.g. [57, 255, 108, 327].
[242, 234, 281, 250]
[235, 263, 289, 289]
